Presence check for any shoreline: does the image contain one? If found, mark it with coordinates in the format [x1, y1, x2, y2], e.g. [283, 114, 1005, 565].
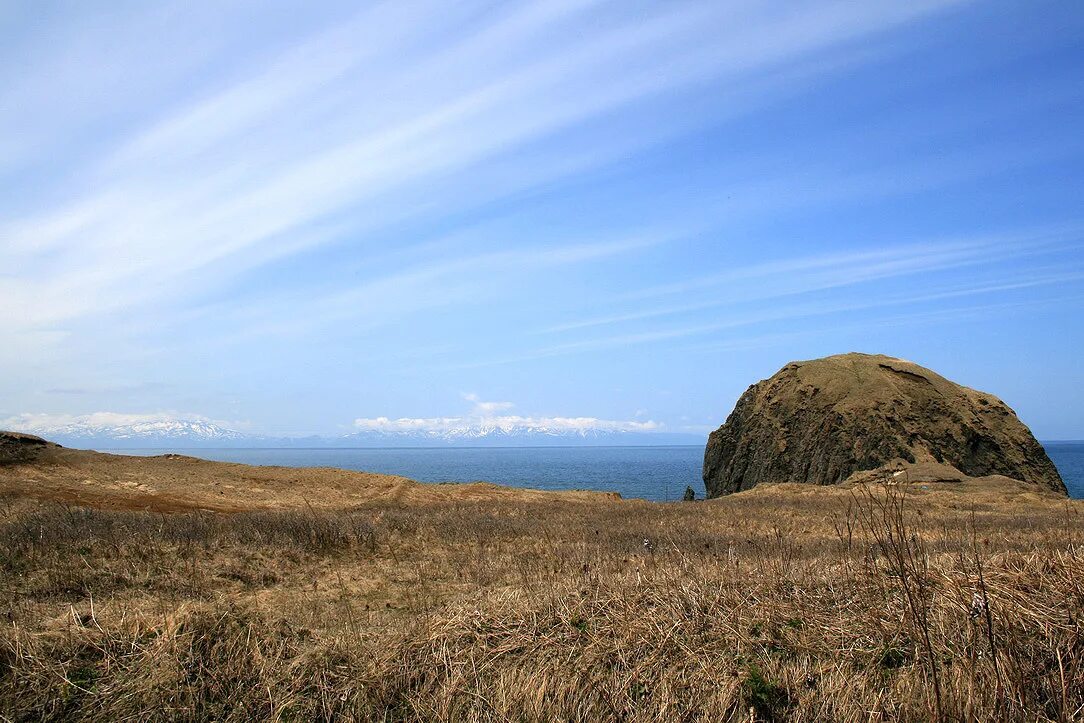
[2, 433, 1075, 513]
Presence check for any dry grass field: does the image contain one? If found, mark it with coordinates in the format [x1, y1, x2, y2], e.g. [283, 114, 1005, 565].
[1, 437, 1082, 721]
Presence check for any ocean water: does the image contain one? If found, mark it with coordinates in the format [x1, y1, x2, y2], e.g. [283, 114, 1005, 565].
[106, 442, 1084, 502]
[1044, 442, 1084, 499]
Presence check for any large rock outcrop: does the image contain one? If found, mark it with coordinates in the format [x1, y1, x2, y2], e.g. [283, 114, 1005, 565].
[703, 353, 1066, 497]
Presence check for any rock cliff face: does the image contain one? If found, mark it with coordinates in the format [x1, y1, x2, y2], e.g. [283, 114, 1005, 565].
[703, 353, 1066, 497]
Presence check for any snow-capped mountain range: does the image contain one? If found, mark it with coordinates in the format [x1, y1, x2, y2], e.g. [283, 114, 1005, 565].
[2, 414, 703, 448]
[2, 416, 249, 448]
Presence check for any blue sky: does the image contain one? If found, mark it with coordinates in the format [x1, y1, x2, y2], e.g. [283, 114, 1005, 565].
[2, 0, 1084, 439]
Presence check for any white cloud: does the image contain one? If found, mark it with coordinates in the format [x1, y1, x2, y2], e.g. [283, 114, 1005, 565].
[352, 414, 660, 435]
[355, 394, 659, 434]
[462, 392, 515, 415]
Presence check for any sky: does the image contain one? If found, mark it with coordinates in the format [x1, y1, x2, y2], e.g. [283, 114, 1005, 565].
[2, 0, 1084, 440]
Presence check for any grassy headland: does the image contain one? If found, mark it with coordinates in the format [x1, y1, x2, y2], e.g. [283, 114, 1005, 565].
[1, 438, 1081, 721]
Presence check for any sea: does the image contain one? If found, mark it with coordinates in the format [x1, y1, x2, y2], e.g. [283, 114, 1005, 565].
[107, 442, 1084, 502]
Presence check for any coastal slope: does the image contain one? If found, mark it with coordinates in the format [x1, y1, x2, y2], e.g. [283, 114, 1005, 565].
[0, 431, 613, 511]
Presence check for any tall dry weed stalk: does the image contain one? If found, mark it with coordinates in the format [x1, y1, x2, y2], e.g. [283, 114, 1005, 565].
[852, 483, 944, 720]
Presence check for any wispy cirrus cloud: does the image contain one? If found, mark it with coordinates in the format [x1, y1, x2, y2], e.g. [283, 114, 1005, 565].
[538, 227, 1083, 335]
[1, 0, 964, 339]
[445, 244, 1084, 369]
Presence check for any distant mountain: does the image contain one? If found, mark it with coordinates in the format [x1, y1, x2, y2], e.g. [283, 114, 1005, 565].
[24, 419, 251, 449]
[16, 418, 706, 446]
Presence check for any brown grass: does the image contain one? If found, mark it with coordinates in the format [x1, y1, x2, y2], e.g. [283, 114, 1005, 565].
[0, 443, 615, 513]
[1, 472, 1082, 722]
